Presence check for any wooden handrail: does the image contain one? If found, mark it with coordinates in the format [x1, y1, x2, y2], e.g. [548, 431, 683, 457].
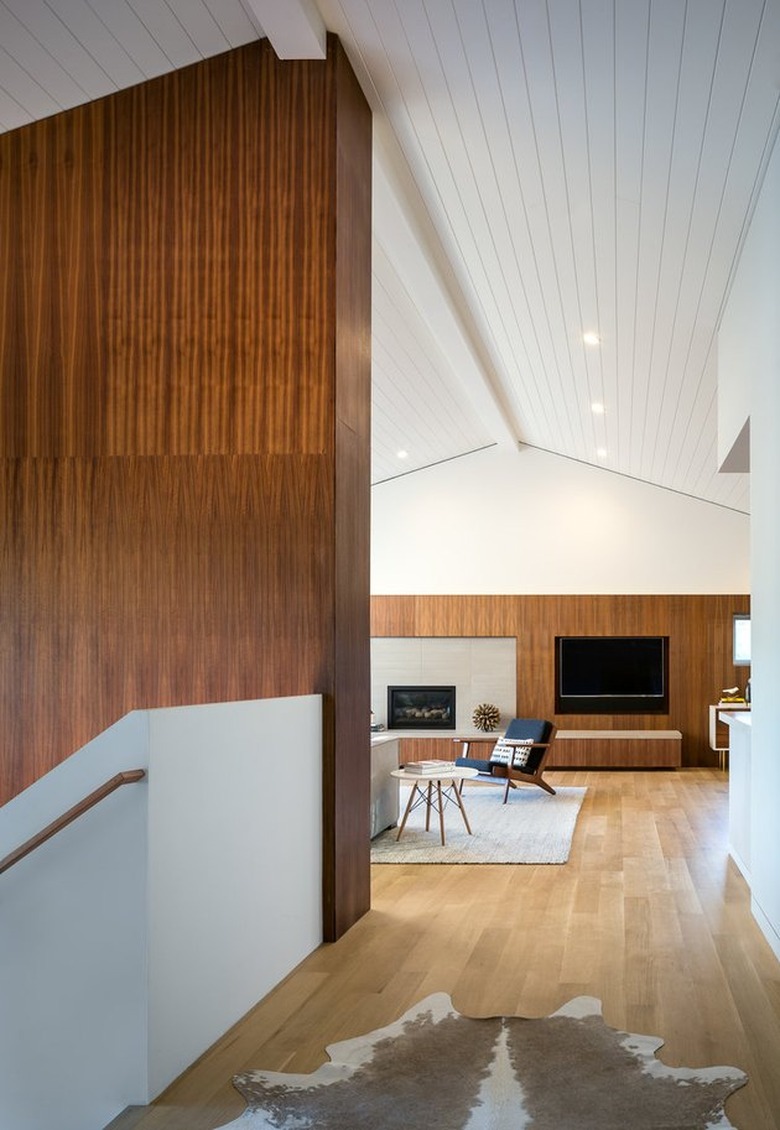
[0, 769, 146, 876]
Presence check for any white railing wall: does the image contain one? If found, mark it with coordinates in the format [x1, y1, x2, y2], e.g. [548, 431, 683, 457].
[0, 695, 323, 1130]
[145, 696, 323, 1096]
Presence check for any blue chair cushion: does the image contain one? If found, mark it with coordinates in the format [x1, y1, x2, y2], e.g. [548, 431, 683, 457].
[504, 718, 551, 742]
[453, 755, 495, 775]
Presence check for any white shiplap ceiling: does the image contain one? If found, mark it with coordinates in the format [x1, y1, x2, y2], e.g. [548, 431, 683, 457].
[2, 0, 777, 512]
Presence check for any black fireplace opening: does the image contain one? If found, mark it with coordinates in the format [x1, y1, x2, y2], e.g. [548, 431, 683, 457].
[387, 685, 456, 730]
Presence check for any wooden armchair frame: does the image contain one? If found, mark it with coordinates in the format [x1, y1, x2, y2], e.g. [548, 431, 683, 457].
[453, 724, 558, 802]
[494, 726, 558, 801]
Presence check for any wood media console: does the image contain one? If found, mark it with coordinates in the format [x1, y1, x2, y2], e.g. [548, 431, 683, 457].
[551, 730, 682, 769]
[395, 728, 682, 770]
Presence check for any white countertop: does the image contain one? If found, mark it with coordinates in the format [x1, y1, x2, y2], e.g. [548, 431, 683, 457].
[370, 733, 401, 746]
[557, 729, 682, 739]
[720, 710, 752, 728]
[380, 729, 501, 740]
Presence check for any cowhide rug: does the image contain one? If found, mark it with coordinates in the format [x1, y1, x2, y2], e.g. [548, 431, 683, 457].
[217, 993, 747, 1129]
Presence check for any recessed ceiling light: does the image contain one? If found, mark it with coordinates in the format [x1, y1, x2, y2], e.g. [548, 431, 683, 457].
[596, 447, 608, 459]
[396, 449, 409, 459]
[591, 402, 605, 414]
[583, 331, 601, 346]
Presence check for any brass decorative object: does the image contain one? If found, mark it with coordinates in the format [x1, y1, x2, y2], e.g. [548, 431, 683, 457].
[472, 703, 500, 732]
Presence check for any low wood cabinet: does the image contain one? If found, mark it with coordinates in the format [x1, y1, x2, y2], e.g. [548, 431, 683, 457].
[550, 730, 682, 768]
[395, 728, 682, 770]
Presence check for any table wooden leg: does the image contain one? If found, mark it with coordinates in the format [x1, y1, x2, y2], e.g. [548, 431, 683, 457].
[395, 781, 419, 841]
[452, 783, 473, 835]
[393, 773, 477, 845]
[425, 781, 433, 831]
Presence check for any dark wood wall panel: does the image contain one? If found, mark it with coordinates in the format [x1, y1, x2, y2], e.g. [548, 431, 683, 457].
[0, 42, 338, 458]
[0, 39, 372, 940]
[371, 594, 750, 767]
[328, 45, 373, 939]
[0, 455, 334, 801]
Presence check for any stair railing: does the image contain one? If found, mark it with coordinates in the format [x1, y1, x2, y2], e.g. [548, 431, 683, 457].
[0, 769, 146, 875]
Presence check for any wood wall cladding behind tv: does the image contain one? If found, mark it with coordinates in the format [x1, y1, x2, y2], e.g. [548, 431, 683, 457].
[370, 594, 750, 768]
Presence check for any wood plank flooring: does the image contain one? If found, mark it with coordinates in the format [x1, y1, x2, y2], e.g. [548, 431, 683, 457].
[124, 770, 780, 1129]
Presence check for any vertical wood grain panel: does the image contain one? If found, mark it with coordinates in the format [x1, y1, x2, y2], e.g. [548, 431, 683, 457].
[0, 42, 338, 459]
[0, 110, 106, 455]
[0, 455, 335, 801]
[371, 594, 750, 766]
[0, 40, 372, 938]
[328, 44, 372, 939]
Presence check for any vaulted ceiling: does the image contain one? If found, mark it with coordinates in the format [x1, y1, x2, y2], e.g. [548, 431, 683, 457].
[2, 0, 777, 513]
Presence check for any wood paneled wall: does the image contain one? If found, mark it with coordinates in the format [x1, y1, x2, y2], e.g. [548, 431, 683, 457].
[0, 39, 372, 939]
[371, 595, 750, 767]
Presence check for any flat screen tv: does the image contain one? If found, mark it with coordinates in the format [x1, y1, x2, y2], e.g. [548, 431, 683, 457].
[555, 635, 669, 714]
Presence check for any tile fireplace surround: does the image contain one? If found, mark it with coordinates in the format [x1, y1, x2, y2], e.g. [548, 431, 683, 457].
[371, 638, 516, 733]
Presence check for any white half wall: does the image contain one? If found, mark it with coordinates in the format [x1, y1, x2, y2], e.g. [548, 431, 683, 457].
[0, 713, 150, 1130]
[0, 694, 323, 1130]
[371, 445, 749, 594]
[146, 695, 323, 1096]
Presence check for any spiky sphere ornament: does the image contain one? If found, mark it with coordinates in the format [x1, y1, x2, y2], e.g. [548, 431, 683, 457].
[472, 703, 500, 732]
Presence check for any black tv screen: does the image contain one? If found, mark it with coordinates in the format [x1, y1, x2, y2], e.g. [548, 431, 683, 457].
[555, 636, 669, 714]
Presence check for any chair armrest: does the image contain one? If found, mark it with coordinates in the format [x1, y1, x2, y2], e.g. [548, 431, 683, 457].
[504, 727, 557, 776]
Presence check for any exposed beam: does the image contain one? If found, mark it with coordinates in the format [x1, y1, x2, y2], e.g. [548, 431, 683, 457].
[245, 0, 326, 59]
[373, 123, 519, 449]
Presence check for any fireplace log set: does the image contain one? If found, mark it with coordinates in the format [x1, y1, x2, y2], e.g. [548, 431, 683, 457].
[387, 686, 456, 730]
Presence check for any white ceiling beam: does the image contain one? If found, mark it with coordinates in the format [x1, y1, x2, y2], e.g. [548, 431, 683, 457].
[373, 123, 519, 450]
[245, 0, 326, 60]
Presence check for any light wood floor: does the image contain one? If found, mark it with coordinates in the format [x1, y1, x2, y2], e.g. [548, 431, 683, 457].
[120, 769, 780, 1130]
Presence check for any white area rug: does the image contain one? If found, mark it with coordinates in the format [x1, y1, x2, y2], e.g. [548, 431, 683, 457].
[370, 784, 587, 864]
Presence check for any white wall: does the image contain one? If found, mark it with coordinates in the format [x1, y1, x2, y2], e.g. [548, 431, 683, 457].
[0, 713, 150, 1130]
[371, 445, 749, 594]
[146, 696, 322, 1096]
[726, 132, 780, 961]
[0, 695, 323, 1130]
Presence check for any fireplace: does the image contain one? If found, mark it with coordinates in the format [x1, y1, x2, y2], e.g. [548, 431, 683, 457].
[387, 685, 456, 730]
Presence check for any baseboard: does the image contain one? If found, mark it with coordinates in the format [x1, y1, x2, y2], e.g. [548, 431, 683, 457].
[751, 896, 780, 964]
[102, 1106, 148, 1130]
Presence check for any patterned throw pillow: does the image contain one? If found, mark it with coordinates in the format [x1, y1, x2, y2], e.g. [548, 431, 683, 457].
[509, 738, 534, 769]
[488, 738, 512, 766]
[489, 737, 534, 769]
